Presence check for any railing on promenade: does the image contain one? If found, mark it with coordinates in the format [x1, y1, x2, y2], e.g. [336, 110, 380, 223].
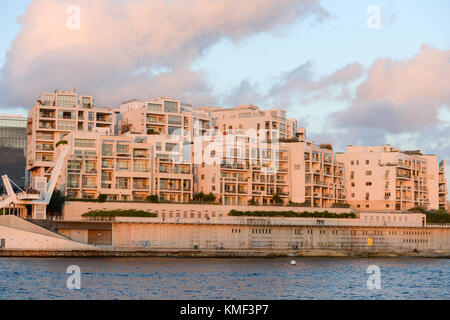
[50, 216, 450, 228]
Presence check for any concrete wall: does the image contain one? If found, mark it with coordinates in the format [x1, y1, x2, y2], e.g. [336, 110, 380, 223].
[63, 201, 354, 220]
[0, 222, 98, 251]
[111, 221, 449, 254]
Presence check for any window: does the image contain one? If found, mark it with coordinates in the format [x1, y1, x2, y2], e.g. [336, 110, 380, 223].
[164, 101, 178, 113]
[156, 142, 162, 151]
[117, 160, 129, 171]
[351, 182, 355, 187]
[57, 121, 76, 131]
[116, 143, 130, 155]
[148, 103, 162, 112]
[365, 193, 370, 200]
[366, 160, 370, 165]
[168, 115, 182, 125]
[75, 139, 95, 148]
[168, 126, 182, 135]
[165, 143, 179, 152]
[351, 160, 354, 165]
[366, 171, 372, 176]
[56, 94, 76, 107]
[133, 160, 148, 172]
[366, 182, 372, 186]
[102, 144, 113, 156]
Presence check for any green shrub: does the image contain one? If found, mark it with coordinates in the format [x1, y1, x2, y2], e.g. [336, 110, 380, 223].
[55, 140, 68, 147]
[97, 194, 107, 203]
[82, 209, 157, 218]
[426, 212, 450, 224]
[147, 195, 159, 203]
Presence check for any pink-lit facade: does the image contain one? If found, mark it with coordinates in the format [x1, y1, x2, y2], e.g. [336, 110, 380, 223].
[336, 146, 448, 211]
[27, 91, 116, 180]
[25, 92, 447, 210]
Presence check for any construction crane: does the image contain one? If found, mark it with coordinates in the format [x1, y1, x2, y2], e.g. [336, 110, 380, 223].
[0, 146, 68, 219]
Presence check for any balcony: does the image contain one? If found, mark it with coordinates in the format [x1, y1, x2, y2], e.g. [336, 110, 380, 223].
[133, 184, 149, 190]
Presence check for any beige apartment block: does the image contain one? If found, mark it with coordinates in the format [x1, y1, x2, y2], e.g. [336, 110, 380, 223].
[58, 131, 193, 202]
[23, 91, 447, 210]
[27, 91, 116, 180]
[196, 132, 345, 207]
[438, 160, 447, 210]
[198, 104, 305, 141]
[120, 97, 211, 138]
[336, 146, 447, 211]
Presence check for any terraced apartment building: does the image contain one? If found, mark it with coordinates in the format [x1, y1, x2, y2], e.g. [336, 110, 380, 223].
[336, 146, 447, 211]
[26, 91, 116, 180]
[25, 91, 447, 210]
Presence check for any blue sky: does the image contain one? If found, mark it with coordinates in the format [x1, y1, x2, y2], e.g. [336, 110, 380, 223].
[0, 0, 449, 189]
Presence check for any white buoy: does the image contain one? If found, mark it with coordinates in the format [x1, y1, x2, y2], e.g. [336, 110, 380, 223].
[290, 260, 296, 266]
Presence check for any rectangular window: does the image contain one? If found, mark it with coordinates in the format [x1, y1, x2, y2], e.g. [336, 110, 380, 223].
[133, 160, 148, 172]
[168, 115, 182, 125]
[116, 160, 129, 171]
[116, 143, 130, 155]
[165, 143, 179, 152]
[148, 103, 162, 112]
[168, 126, 182, 135]
[164, 101, 178, 113]
[57, 121, 76, 131]
[56, 94, 76, 107]
[74, 139, 95, 148]
[102, 144, 113, 156]
[366, 171, 372, 176]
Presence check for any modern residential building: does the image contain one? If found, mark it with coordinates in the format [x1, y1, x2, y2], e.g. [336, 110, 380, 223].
[26, 91, 116, 180]
[198, 104, 305, 141]
[120, 97, 211, 138]
[0, 114, 28, 191]
[438, 161, 448, 210]
[22, 91, 448, 210]
[56, 130, 192, 203]
[336, 146, 447, 211]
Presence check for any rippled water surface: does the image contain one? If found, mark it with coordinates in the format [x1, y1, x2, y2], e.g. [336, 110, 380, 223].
[0, 257, 448, 299]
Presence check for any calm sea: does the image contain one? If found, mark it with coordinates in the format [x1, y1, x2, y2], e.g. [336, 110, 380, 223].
[0, 257, 448, 300]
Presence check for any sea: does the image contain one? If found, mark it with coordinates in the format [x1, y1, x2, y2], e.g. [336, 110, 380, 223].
[0, 257, 448, 300]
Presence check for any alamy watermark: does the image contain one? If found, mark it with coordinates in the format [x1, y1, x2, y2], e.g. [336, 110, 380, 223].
[366, 265, 381, 290]
[66, 265, 81, 290]
[366, 5, 381, 30]
[67, 5, 81, 30]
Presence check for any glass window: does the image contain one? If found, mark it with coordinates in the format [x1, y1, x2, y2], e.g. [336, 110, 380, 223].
[164, 101, 178, 113]
[75, 139, 95, 148]
[148, 103, 162, 112]
[56, 94, 76, 107]
[168, 115, 182, 125]
[57, 121, 76, 131]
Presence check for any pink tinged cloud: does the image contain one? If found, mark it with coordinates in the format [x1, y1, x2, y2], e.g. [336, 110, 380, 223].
[0, 0, 329, 108]
[332, 45, 450, 133]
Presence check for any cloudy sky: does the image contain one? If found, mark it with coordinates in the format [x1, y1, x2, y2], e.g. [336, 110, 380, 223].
[0, 0, 449, 187]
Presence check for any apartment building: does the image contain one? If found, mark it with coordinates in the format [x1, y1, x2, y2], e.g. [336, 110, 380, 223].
[198, 104, 305, 141]
[120, 97, 211, 138]
[27, 91, 116, 180]
[336, 146, 447, 211]
[194, 104, 345, 206]
[438, 160, 448, 210]
[23, 91, 447, 210]
[58, 131, 192, 202]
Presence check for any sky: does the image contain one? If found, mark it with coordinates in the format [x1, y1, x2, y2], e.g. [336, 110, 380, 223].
[0, 0, 449, 189]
